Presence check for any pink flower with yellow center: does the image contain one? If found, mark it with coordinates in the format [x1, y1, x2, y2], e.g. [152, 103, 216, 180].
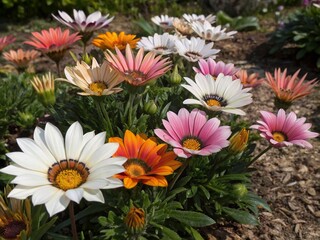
[154, 108, 232, 158]
[193, 58, 238, 79]
[105, 44, 171, 86]
[0, 35, 15, 52]
[264, 68, 318, 105]
[251, 109, 319, 148]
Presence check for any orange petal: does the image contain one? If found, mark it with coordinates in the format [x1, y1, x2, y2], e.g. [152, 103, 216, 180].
[124, 130, 139, 158]
[148, 166, 173, 176]
[143, 176, 168, 187]
[123, 177, 139, 189]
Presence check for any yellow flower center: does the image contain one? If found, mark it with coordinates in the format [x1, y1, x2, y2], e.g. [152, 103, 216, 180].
[206, 99, 221, 107]
[55, 169, 83, 191]
[48, 160, 89, 191]
[124, 159, 150, 177]
[89, 82, 107, 95]
[182, 138, 202, 150]
[272, 131, 287, 143]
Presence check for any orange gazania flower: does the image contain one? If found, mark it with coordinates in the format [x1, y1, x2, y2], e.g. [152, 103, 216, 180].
[92, 32, 140, 51]
[109, 130, 182, 189]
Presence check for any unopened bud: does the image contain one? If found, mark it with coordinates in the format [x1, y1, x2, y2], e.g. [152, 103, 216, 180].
[229, 128, 249, 153]
[31, 72, 56, 107]
[124, 207, 145, 234]
[82, 53, 92, 65]
[170, 65, 182, 85]
[144, 100, 157, 115]
[232, 183, 248, 198]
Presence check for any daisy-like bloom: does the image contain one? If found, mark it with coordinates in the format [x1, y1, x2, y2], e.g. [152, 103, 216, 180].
[24, 27, 81, 64]
[229, 128, 249, 153]
[154, 108, 231, 158]
[31, 72, 56, 106]
[172, 18, 194, 37]
[0, 35, 16, 52]
[137, 33, 176, 55]
[182, 73, 253, 115]
[3, 49, 40, 70]
[191, 21, 237, 42]
[0, 122, 126, 216]
[264, 68, 318, 108]
[151, 15, 174, 29]
[236, 69, 264, 88]
[251, 109, 319, 148]
[193, 58, 238, 79]
[0, 185, 31, 239]
[109, 130, 181, 189]
[183, 13, 216, 24]
[105, 44, 171, 86]
[52, 10, 113, 41]
[175, 37, 220, 62]
[125, 207, 146, 234]
[62, 57, 123, 96]
[92, 31, 140, 51]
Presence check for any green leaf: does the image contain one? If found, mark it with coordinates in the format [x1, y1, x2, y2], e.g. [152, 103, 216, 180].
[168, 210, 215, 227]
[199, 185, 210, 200]
[31, 217, 58, 240]
[164, 187, 187, 203]
[244, 193, 271, 212]
[185, 226, 205, 240]
[222, 207, 259, 225]
[150, 222, 182, 240]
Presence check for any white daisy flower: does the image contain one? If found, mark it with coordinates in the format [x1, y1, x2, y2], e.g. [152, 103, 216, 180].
[52, 9, 114, 33]
[182, 73, 253, 115]
[183, 13, 216, 24]
[151, 15, 174, 29]
[175, 37, 220, 62]
[0, 122, 126, 216]
[191, 21, 237, 41]
[137, 33, 177, 55]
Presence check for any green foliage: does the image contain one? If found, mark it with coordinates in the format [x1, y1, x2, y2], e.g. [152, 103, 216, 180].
[269, 6, 320, 68]
[216, 11, 260, 31]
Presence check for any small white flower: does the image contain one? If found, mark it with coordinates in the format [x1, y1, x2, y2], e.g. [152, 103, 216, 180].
[182, 73, 253, 115]
[151, 15, 174, 29]
[52, 9, 114, 33]
[175, 37, 220, 62]
[191, 21, 237, 41]
[183, 13, 216, 24]
[137, 33, 177, 55]
[1, 122, 126, 216]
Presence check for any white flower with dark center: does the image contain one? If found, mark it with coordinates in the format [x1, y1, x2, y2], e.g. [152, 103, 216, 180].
[183, 13, 216, 24]
[175, 37, 220, 62]
[151, 15, 174, 29]
[0, 122, 126, 216]
[52, 9, 114, 33]
[182, 73, 253, 115]
[137, 33, 177, 55]
[191, 21, 237, 41]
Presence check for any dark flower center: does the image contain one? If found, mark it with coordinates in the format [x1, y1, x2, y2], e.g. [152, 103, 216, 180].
[0, 220, 26, 239]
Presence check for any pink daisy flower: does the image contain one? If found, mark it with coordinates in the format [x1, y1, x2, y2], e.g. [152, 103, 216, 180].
[193, 58, 238, 79]
[154, 108, 232, 158]
[0, 35, 16, 52]
[105, 44, 171, 86]
[251, 109, 319, 148]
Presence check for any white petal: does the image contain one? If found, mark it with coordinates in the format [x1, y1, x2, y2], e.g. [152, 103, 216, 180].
[83, 189, 104, 203]
[8, 185, 43, 199]
[103, 178, 124, 189]
[66, 122, 84, 160]
[89, 163, 124, 178]
[79, 132, 106, 164]
[32, 185, 60, 205]
[1, 164, 45, 176]
[66, 188, 84, 204]
[45, 123, 66, 161]
[85, 143, 120, 168]
[11, 174, 49, 186]
[33, 127, 57, 163]
[81, 179, 108, 189]
[45, 191, 70, 217]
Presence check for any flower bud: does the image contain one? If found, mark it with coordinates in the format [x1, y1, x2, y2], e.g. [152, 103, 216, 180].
[169, 64, 182, 85]
[17, 112, 36, 128]
[124, 207, 145, 234]
[31, 72, 56, 107]
[82, 53, 92, 65]
[232, 183, 248, 198]
[143, 100, 157, 115]
[229, 128, 249, 153]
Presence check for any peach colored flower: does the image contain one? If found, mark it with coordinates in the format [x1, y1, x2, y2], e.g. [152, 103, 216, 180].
[236, 69, 263, 88]
[3, 49, 40, 69]
[0, 35, 15, 52]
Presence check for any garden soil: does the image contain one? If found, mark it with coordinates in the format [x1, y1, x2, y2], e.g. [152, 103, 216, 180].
[2, 15, 320, 240]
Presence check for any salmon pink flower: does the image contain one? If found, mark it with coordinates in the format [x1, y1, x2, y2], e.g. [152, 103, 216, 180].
[193, 58, 238, 79]
[3, 49, 40, 70]
[0, 35, 15, 52]
[105, 44, 171, 86]
[154, 108, 232, 158]
[236, 69, 263, 88]
[109, 130, 182, 189]
[265, 68, 318, 109]
[251, 109, 319, 148]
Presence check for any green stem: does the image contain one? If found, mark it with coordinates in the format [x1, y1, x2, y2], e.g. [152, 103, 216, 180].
[249, 145, 272, 166]
[94, 97, 113, 137]
[56, 61, 61, 78]
[127, 93, 136, 128]
[169, 158, 191, 191]
[69, 201, 78, 240]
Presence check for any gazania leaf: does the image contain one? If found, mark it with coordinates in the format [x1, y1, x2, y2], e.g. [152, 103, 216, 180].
[222, 207, 259, 225]
[168, 210, 215, 227]
[150, 222, 182, 240]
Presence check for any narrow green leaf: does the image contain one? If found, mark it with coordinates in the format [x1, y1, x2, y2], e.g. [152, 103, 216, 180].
[31, 217, 58, 240]
[222, 207, 259, 225]
[185, 226, 205, 240]
[168, 210, 215, 227]
[150, 222, 182, 240]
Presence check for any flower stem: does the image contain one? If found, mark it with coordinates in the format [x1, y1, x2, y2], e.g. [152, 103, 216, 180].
[169, 158, 191, 191]
[249, 145, 272, 166]
[125, 93, 136, 128]
[69, 201, 78, 240]
[93, 97, 113, 137]
[56, 61, 61, 78]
